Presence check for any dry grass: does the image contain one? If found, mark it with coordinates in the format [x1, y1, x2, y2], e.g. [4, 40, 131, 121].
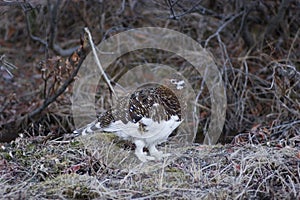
[1, 134, 299, 199]
[0, 1, 299, 199]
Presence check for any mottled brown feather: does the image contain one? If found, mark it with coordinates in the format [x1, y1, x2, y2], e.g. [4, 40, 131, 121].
[96, 84, 182, 128]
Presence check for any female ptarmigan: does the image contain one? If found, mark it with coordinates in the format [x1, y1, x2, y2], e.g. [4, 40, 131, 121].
[73, 79, 185, 162]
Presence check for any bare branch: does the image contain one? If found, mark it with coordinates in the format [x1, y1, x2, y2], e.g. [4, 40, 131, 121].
[204, 11, 244, 48]
[84, 27, 117, 99]
[0, 34, 89, 142]
[166, 0, 223, 20]
[23, 1, 79, 56]
[0, 54, 17, 77]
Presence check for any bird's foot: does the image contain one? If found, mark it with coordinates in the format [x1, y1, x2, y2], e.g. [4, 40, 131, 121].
[135, 152, 155, 162]
[150, 151, 171, 160]
[149, 146, 171, 160]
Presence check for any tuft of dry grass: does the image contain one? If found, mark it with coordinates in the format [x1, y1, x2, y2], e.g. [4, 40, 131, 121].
[1, 134, 299, 199]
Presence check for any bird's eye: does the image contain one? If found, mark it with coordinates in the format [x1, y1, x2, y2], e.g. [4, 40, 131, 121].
[170, 79, 177, 84]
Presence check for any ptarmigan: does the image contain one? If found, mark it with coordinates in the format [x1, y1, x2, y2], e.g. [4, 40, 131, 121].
[73, 78, 185, 162]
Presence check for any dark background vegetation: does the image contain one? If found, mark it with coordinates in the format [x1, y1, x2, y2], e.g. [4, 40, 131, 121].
[0, 0, 299, 199]
[0, 0, 299, 143]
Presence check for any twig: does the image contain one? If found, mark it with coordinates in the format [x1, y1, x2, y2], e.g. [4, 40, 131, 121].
[117, 0, 126, 14]
[0, 54, 17, 77]
[0, 33, 89, 142]
[28, 47, 87, 119]
[205, 11, 244, 48]
[167, 0, 222, 20]
[23, 1, 80, 56]
[167, 0, 178, 19]
[24, 8, 48, 46]
[84, 27, 117, 99]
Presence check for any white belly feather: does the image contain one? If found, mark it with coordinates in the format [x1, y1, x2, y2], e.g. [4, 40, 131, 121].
[103, 115, 182, 146]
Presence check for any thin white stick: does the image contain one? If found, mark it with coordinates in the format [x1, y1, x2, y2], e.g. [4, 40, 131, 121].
[83, 27, 117, 99]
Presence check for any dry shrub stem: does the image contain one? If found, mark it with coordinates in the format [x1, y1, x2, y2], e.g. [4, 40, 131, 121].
[0, 33, 89, 141]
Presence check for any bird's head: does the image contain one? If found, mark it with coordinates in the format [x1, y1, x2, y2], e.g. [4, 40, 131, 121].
[169, 78, 185, 90]
[161, 75, 186, 94]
